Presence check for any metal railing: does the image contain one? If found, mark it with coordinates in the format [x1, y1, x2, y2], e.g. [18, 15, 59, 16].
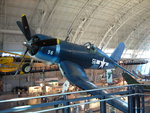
[0, 84, 149, 113]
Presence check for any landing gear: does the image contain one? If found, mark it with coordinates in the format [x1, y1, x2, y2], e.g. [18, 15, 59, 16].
[22, 63, 32, 73]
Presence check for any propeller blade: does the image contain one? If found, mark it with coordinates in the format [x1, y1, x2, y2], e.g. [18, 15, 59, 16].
[14, 49, 29, 76]
[16, 21, 26, 36]
[32, 39, 60, 47]
[21, 14, 31, 41]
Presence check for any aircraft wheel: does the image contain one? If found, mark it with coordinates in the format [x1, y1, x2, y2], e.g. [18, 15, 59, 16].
[22, 63, 32, 73]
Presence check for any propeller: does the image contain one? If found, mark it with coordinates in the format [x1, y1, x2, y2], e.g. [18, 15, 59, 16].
[15, 14, 60, 76]
[17, 14, 60, 46]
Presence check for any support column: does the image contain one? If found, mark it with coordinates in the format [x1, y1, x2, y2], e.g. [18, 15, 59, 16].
[100, 96, 106, 113]
[63, 95, 70, 113]
[128, 86, 135, 113]
[138, 85, 145, 113]
[141, 86, 145, 113]
[136, 94, 140, 113]
[135, 85, 144, 113]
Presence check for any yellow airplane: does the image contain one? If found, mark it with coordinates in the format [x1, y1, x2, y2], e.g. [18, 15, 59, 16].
[0, 50, 31, 73]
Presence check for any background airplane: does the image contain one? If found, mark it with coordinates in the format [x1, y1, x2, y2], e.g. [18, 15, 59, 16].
[0, 50, 31, 73]
[0, 50, 59, 75]
[119, 58, 148, 65]
[14, 14, 140, 112]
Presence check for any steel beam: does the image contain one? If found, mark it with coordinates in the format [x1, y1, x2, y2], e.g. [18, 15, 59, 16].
[0, 29, 22, 35]
[98, 3, 145, 50]
[71, 0, 109, 44]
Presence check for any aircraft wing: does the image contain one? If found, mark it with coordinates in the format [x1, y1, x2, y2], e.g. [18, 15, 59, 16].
[122, 73, 140, 84]
[122, 73, 150, 89]
[58, 61, 128, 112]
[59, 61, 89, 86]
[111, 61, 139, 78]
[0, 50, 30, 58]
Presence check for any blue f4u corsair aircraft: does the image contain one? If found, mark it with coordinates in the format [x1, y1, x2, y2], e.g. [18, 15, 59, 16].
[16, 15, 137, 112]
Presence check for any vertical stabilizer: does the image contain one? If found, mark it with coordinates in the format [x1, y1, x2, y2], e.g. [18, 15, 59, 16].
[110, 42, 125, 62]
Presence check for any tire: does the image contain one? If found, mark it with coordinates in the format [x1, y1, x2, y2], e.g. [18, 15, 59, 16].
[22, 63, 32, 73]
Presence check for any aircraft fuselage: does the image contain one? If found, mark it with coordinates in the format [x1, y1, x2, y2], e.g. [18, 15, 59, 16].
[32, 34, 113, 69]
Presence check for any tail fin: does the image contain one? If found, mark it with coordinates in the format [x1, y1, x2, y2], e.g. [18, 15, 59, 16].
[110, 42, 125, 62]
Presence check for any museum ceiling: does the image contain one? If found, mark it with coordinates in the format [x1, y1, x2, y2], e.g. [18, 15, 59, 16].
[0, 0, 150, 58]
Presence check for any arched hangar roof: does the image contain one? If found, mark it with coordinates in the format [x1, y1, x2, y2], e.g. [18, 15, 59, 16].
[0, 0, 150, 58]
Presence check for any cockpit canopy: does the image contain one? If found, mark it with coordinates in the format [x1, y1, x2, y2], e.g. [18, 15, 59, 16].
[84, 42, 96, 51]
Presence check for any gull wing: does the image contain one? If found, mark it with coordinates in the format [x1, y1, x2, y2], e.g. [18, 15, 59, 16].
[59, 61, 128, 112]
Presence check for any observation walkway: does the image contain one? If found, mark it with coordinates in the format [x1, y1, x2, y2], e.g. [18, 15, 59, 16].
[0, 84, 149, 113]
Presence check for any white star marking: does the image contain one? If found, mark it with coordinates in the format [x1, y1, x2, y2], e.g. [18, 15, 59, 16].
[99, 58, 106, 68]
